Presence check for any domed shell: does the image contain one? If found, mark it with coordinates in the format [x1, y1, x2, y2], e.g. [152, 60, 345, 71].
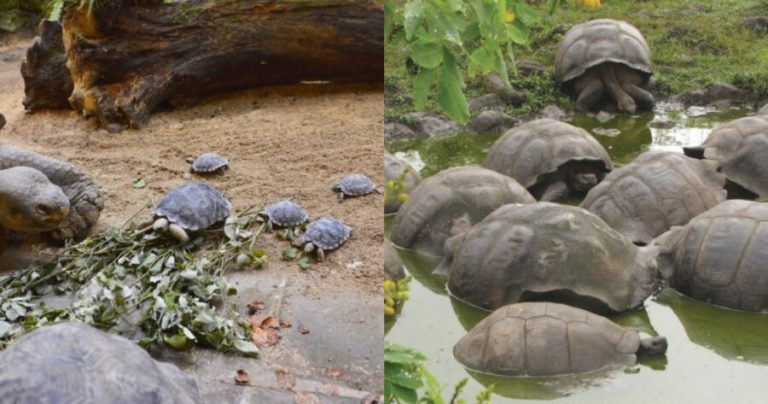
[555, 19, 652, 85]
[0, 322, 201, 403]
[581, 151, 726, 244]
[265, 200, 308, 227]
[684, 115, 768, 198]
[154, 182, 232, 231]
[335, 173, 377, 196]
[303, 217, 351, 250]
[484, 119, 612, 189]
[385, 241, 405, 281]
[385, 152, 421, 214]
[191, 152, 229, 173]
[443, 202, 658, 313]
[654, 200, 768, 311]
[454, 302, 641, 376]
[390, 166, 535, 257]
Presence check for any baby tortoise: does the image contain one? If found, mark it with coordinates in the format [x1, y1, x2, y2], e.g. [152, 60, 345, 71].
[260, 199, 309, 230]
[187, 152, 229, 174]
[300, 217, 351, 261]
[150, 182, 232, 243]
[333, 173, 379, 201]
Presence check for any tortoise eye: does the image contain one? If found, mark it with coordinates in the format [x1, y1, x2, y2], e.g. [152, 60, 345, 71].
[36, 204, 52, 214]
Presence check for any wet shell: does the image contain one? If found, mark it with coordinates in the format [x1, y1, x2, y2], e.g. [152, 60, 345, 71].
[191, 152, 229, 173]
[303, 217, 351, 250]
[265, 200, 309, 227]
[335, 173, 377, 196]
[154, 182, 232, 231]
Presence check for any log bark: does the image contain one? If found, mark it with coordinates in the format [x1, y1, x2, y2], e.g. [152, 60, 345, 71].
[59, 0, 383, 129]
[21, 20, 74, 111]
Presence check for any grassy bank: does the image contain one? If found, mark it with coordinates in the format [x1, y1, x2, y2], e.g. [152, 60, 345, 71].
[385, 0, 768, 121]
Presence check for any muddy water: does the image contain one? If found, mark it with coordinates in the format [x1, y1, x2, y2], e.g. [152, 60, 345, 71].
[385, 105, 768, 402]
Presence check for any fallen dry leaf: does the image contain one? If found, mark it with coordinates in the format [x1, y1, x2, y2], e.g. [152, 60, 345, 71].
[250, 314, 283, 347]
[275, 369, 296, 389]
[294, 392, 320, 404]
[360, 393, 383, 404]
[247, 299, 266, 314]
[281, 321, 293, 328]
[298, 326, 310, 334]
[324, 368, 342, 378]
[234, 369, 250, 385]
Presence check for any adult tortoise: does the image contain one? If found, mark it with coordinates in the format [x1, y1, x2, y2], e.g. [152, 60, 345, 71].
[390, 166, 535, 257]
[0, 144, 103, 242]
[484, 119, 612, 202]
[654, 200, 768, 311]
[454, 302, 667, 377]
[0, 322, 201, 403]
[384, 152, 421, 214]
[440, 202, 658, 313]
[556, 19, 654, 113]
[581, 151, 726, 245]
[683, 114, 768, 199]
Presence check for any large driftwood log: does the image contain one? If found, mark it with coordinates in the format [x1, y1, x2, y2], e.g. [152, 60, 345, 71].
[21, 20, 74, 110]
[58, 0, 383, 129]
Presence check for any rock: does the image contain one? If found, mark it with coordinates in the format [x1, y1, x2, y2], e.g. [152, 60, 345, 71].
[649, 118, 676, 129]
[469, 93, 506, 113]
[403, 112, 461, 138]
[516, 60, 548, 75]
[709, 83, 748, 102]
[595, 111, 614, 123]
[466, 111, 518, 134]
[384, 122, 423, 142]
[671, 83, 748, 107]
[744, 16, 768, 33]
[484, 73, 526, 106]
[538, 105, 567, 121]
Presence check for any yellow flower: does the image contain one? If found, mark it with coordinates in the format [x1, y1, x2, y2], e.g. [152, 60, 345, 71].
[576, 0, 602, 11]
[504, 9, 515, 23]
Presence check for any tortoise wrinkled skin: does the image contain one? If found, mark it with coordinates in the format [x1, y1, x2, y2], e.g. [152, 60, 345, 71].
[441, 203, 658, 313]
[454, 302, 666, 377]
[484, 119, 612, 201]
[302, 217, 351, 260]
[390, 166, 535, 258]
[0, 144, 103, 242]
[154, 182, 232, 232]
[582, 151, 726, 244]
[654, 200, 768, 311]
[384, 241, 405, 281]
[333, 173, 378, 199]
[263, 199, 309, 228]
[384, 152, 421, 214]
[0, 323, 201, 403]
[555, 19, 653, 113]
[190, 152, 229, 173]
[683, 114, 768, 198]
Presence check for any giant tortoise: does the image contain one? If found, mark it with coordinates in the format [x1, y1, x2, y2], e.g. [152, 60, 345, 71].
[582, 151, 726, 244]
[390, 166, 535, 257]
[454, 302, 667, 377]
[441, 202, 659, 313]
[654, 200, 768, 311]
[484, 119, 612, 202]
[556, 19, 654, 113]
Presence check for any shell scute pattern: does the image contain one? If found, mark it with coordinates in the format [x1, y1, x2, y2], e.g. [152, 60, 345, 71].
[265, 200, 309, 227]
[304, 217, 351, 250]
[335, 173, 377, 196]
[191, 152, 229, 173]
[154, 183, 231, 231]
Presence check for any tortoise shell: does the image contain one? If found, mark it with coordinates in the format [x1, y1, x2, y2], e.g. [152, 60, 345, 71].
[264, 200, 308, 227]
[303, 217, 351, 250]
[153, 183, 231, 231]
[334, 173, 377, 196]
[190, 152, 229, 173]
[581, 151, 726, 244]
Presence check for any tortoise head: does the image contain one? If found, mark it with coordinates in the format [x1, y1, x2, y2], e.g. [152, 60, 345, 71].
[0, 166, 70, 232]
[567, 168, 599, 192]
[637, 336, 668, 357]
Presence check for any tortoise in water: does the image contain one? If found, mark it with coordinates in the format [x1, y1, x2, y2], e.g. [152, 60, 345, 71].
[390, 166, 535, 257]
[581, 151, 726, 245]
[0, 144, 103, 242]
[187, 152, 229, 174]
[333, 173, 379, 201]
[384, 152, 421, 214]
[683, 114, 768, 199]
[0, 322, 201, 403]
[654, 200, 768, 311]
[385, 240, 405, 281]
[483, 119, 612, 202]
[440, 202, 658, 313]
[260, 199, 309, 230]
[0, 166, 70, 249]
[300, 217, 351, 261]
[454, 302, 667, 377]
[556, 19, 653, 113]
[150, 182, 232, 243]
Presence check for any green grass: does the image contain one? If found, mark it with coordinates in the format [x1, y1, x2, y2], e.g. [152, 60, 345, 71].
[385, 0, 768, 121]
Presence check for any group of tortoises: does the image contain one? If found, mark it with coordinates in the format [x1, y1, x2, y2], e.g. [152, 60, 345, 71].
[387, 18, 768, 378]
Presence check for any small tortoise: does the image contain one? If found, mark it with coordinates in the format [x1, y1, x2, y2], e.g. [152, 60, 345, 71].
[556, 19, 654, 113]
[390, 166, 535, 258]
[333, 173, 379, 201]
[0, 144, 103, 241]
[440, 202, 658, 313]
[301, 217, 351, 261]
[384, 152, 421, 214]
[454, 302, 667, 377]
[260, 199, 309, 230]
[683, 114, 768, 199]
[0, 166, 70, 248]
[0, 322, 201, 403]
[484, 119, 613, 202]
[654, 200, 768, 311]
[187, 152, 229, 174]
[151, 182, 232, 243]
[581, 151, 726, 244]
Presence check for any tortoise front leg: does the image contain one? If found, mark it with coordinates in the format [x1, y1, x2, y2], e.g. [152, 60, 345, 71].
[622, 83, 655, 111]
[599, 64, 637, 113]
[575, 77, 605, 112]
[316, 248, 326, 262]
[539, 181, 570, 202]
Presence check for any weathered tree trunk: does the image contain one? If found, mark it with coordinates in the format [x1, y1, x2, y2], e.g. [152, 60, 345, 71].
[21, 20, 74, 111]
[59, 0, 383, 129]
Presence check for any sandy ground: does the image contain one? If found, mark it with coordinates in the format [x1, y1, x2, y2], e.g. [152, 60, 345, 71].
[0, 35, 384, 398]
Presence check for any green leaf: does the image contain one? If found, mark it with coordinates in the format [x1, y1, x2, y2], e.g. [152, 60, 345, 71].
[468, 44, 495, 78]
[436, 51, 469, 124]
[412, 67, 437, 110]
[506, 18, 530, 45]
[233, 339, 260, 357]
[421, 367, 446, 404]
[410, 41, 443, 69]
[0, 321, 11, 338]
[384, 363, 423, 389]
[403, 0, 424, 41]
[547, 0, 561, 15]
[384, 0, 396, 43]
[132, 178, 146, 189]
[513, 2, 538, 25]
[281, 247, 299, 261]
[163, 333, 189, 350]
[390, 383, 419, 403]
[297, 255, 313, 270]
